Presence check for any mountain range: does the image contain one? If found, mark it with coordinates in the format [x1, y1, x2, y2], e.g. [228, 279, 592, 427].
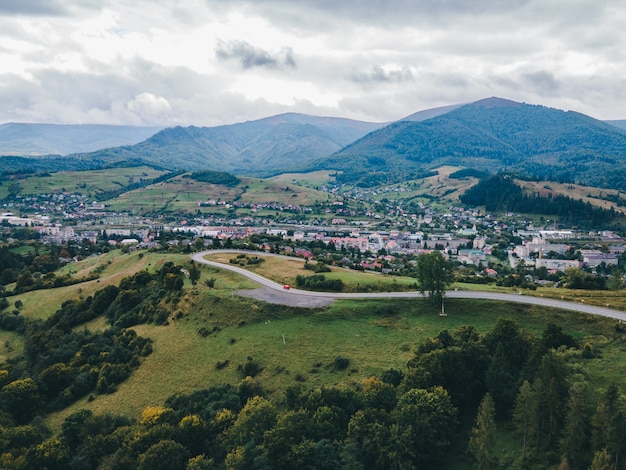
[0, 123, 163, 156]
[313, 97, 626, 189]
[3, 97, 626, 190]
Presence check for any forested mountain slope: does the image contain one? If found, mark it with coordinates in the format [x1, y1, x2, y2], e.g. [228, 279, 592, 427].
[69, 114, 384, 175]
[314, 97, 626, 189]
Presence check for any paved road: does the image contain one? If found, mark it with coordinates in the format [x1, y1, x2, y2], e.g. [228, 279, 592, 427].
[192, 250, 626, 321]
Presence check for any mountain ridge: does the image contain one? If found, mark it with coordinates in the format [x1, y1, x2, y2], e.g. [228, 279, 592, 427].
[0, 123, 163, 156]
[3, 99, 626, 191]
[311, 97, 626, 190]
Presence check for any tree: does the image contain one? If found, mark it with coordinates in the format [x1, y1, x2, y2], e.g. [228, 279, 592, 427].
[512, 380, 539, 462]
[589, 449, 613, 470]
[415, 251, 454, 307]
[468, 393, 497, 470]
[0, 378, 42, 424]
[188, 262, 201, 285]
[591, 384, 626, 469]
[138, 439, 189, 470]
[560, 382, 591, 469]
[393, 386, 458, 467]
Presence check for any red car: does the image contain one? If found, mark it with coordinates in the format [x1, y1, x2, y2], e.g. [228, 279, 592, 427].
[283, 285, 291, 290]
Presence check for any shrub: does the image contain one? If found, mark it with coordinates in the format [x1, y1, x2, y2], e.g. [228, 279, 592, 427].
[334, 356, 350, 371]
[238, 358, 263, 378]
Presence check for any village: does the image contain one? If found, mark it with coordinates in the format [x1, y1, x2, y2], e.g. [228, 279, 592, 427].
[1, 184, 624, 290]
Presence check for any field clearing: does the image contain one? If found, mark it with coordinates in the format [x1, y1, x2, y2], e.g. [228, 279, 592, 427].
[369, 166, 479, 206]
[517, 179, 626, 214]
[106, 173, 335, 213]
[3, 249, 623, 436]
[268, 170, 336, 189]
[10, 166, 166, 196]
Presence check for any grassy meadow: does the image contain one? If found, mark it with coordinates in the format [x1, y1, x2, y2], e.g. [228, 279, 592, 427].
[105, 171, 337, 214]
[1, 166, 166, 198]
[0, 249, 614, 434]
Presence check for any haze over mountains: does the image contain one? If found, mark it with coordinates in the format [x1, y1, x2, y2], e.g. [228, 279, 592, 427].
[2, 97, 626, 190]
[0, 123, 163, 156]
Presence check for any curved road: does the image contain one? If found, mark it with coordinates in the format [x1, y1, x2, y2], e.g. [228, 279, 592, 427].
[192, 250, 626, 321]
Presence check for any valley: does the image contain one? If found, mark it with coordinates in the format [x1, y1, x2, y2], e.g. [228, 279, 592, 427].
[3, 97, 626, 469]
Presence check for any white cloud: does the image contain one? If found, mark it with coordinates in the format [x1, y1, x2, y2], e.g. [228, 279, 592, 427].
[0, 0, 624, 125]
[126, 93, 173, 125]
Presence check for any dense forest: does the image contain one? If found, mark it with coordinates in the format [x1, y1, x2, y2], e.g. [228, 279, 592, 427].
[2, 262, 626, 469]
[460, 174, 617, 227]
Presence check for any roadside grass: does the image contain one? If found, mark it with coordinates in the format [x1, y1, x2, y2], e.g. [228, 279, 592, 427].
[203, 252, 626, 307]
[204, 252, 309, 285]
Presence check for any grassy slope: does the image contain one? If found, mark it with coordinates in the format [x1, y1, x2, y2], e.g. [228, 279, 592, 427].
[105, 171, 337, 214]
[1, 166, 166, 198]
[6, 250, 615, 435]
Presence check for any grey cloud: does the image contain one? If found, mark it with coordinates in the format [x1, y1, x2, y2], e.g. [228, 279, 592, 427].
[351, 65, 414, 83]
[0, 0, 101, 16]
[0, 0, 67, 15]
[215, 40, 296, 69]
[522, 71, 560, 94]
[209, 0, 532, 29]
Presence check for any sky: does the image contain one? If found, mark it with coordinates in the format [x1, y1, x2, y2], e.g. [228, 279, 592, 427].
[1, 0, 625, 127]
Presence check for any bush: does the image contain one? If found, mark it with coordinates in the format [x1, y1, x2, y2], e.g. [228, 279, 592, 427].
[238, 358, 263, 378]
[334, 356, 350, 371]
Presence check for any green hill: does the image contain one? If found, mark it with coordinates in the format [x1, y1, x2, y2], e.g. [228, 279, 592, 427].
[314, 97, 626, 189]
[68, 113, 385, 175]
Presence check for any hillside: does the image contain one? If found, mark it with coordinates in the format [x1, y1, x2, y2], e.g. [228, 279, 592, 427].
[70, 113, 385, 175]
[314, 97, 626, 189]
[0, 123, 162, 156]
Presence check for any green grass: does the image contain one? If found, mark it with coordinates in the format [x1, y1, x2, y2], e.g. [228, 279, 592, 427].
[105, 173, 337, 214]
[4, 249, 622, 436]
[12, 166, 166, 196]
[45, 290, 624, 432]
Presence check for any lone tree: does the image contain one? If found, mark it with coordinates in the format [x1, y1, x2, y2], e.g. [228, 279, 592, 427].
[415, 251, 454, 308]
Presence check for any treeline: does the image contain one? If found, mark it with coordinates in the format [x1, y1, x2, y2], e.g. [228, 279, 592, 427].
[0, 262, 186, 426]
[295, 274, 344, 291]
[460, 174, 617, 227]
[185, 171, 241, 187]
[1, 317, 622, 469]
[0, 242, 108, 295]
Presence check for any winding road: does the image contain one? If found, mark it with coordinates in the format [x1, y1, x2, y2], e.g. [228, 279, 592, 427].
[191, 251, 626, 321]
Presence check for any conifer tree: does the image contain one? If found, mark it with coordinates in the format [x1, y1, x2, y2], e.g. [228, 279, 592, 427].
[469, 393, 497, 470]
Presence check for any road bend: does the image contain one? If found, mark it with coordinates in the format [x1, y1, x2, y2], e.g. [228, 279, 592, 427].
[191, 251, 626, 322]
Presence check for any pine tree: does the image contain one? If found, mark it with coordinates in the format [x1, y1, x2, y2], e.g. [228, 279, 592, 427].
[468, 393, 497, 470]
[512, 380, 538, 462]
[560, 382, 591, 469]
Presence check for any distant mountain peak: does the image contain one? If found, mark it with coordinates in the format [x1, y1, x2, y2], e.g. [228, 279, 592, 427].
[469, 97, 524, 108]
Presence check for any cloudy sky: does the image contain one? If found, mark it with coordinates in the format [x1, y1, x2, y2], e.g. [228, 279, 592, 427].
[1, 0, 625, 126]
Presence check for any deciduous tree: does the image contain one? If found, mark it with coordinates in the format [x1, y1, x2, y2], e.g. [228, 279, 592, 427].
[415, 251, 453, 307]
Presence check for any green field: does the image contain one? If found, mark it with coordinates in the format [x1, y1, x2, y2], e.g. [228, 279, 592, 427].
[2, 166, 167, 198]
[105, 172, 337, 214]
